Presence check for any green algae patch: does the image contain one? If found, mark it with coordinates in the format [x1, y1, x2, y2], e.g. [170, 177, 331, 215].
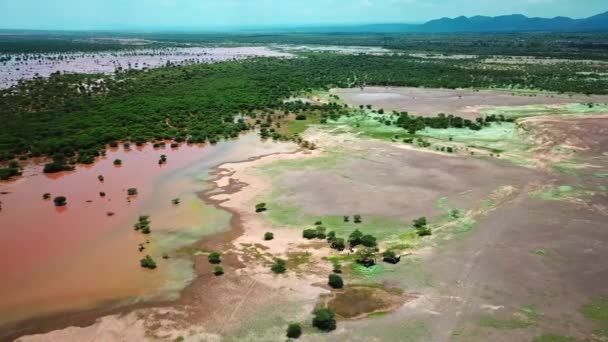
[581, 297, 608, 337]
[482, 103, 608, 119]
[533, 334, 574, 342]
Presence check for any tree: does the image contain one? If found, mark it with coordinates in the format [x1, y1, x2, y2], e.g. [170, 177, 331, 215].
[208, 252, 221, 264]
[255, 202, 267, 212]
[140, 255, 157, 269]
[303, 229, 318, 239]
[271, 258, 287, 274]
[213, 266, 224, 276]
[312, 308, 337, 332]
[361, 234, 377, 247]
[330, 238, 346, 251]
[413, 217, 431, 236]
[349, 229, 363, 247]
[383, 250, 401, 264]
[326, 231, 336, 242]
[286, 323, 302, 339]
[357, 247, 376, 267]
[328, 274, 344, 289]
[264, 232, 274, 241]
[53, 196, 67, 206]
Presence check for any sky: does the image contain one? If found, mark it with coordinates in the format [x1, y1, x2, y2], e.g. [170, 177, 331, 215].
[0, 0, 606, 31]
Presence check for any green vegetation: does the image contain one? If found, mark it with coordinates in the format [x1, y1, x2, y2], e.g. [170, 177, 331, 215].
[581, 297, 608, 337]
[271, 258, 287, 274]
[42, 193, 51, 200]
[53, 196, 67, 207]
[213, 266, 224, 276]
[478, 313, 534, 330]
[139, 255, 157, 269]
[312, 308, 337, 332]
[255, 202, 267, 213]
[286, 323, 302, 339]
[413, 217, 432, 237]
[208, 252, 222, 264]
[532, 334, 574, 342]
[264, 232, 274, 241]
[0, 161, 21, 180]
[2, 49, 607, 162]
[133, 215, 151, 234]
[127, 188, 138, 196]
[328, 274, 344, 289]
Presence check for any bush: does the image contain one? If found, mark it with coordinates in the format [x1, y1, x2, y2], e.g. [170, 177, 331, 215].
[264, 232, 274, 241]
[42, 193, 51, 200]
[213, 266, 224, 276]
[312, 308, 336, 332]
[413, 216, 431, 236]
[295, 114, 307, 120]
[349, 229, 363, 247]
[113, 159, 122, 166]
[383, 250, 401, 264]
[127, 188, 138, 196]
[140, 255, 157, 269]
[43, 162, 73, 173]
[286, 323, 302, 339]
[330, 238, 346, 251]
[255, 202, 267, 212]
[208, 252, 221, 264]
[172, 198, 180, 205]
[53, 196, 67, 206]
[328, 274, 344, 289]
[303, 229, 318, 239]
[361, 234, 377, 247]
[354, 214, 362, 223]
[333, 262, 342, 273]
[413, 217, 427, 228]
[271, 258, 287, 274]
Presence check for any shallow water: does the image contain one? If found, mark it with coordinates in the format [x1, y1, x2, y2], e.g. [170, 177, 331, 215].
[0, 132, 295, 326]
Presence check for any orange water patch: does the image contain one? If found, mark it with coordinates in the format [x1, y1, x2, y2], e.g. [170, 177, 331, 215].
[0, 133, 294, 326]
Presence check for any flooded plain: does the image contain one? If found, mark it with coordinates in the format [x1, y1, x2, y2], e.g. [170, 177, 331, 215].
[0, 47, 291, 89]
[0, 132, 295, 328]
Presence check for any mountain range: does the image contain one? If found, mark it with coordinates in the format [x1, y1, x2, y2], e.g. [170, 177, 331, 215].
[296, 11, 608, 33]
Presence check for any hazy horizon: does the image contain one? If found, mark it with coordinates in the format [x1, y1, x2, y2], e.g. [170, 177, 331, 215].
[0, 0, 606, 31]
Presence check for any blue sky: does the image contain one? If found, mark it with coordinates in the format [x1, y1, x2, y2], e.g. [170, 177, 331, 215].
[0, 0, 606, 30]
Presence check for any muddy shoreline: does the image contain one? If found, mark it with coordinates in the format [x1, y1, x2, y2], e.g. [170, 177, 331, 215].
[1, 150, 299, 342]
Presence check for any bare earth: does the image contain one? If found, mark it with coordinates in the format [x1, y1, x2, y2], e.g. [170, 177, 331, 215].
[333, 86, 608, 119]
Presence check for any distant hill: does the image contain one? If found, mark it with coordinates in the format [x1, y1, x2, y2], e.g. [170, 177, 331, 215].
[294, 11, 608, 33]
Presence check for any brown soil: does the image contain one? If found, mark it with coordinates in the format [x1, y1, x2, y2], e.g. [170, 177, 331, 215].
[333, 87, 608, 119]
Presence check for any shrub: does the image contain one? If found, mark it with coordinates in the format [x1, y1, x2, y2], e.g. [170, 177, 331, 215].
[357, 247, 376, 267]
[113, 159, 122, 166]
[255, 202, 267, 212]
[326, 231, 336, 242]
[172, 198, 180, 205]
[312, 308, 336, 332]
[295, 114, 307, 120]
[333, 262, 342, 274]
[98, 175, 104, 182]
[349, 229, 363, 247]
[361, 234, 377, 247]
[354, 214, 362, 223]
[271, 258, 287, 274]
[331, 238, 346, 251]
[264, 232, 274, 241]
[328, 274, 344, 289]
[303, 229, 318, 239]
[127, 188, 138, 196]
[42, 193, 51, 200]
[99, 191, 106, 197]
[53, 196, 67, 206]
[208, 252, 221, 264]
[286, 323, 302, 339]
[413, 217, 431, 236]
[413, 217, 427, 228]
[314, 220, 323, 226]
[383, 250, 401, 264]
[43, 162, 73, 173]
[140, 255, 157, 269]
[213, 266, 224, 276]
[343, 215, 349, 222]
